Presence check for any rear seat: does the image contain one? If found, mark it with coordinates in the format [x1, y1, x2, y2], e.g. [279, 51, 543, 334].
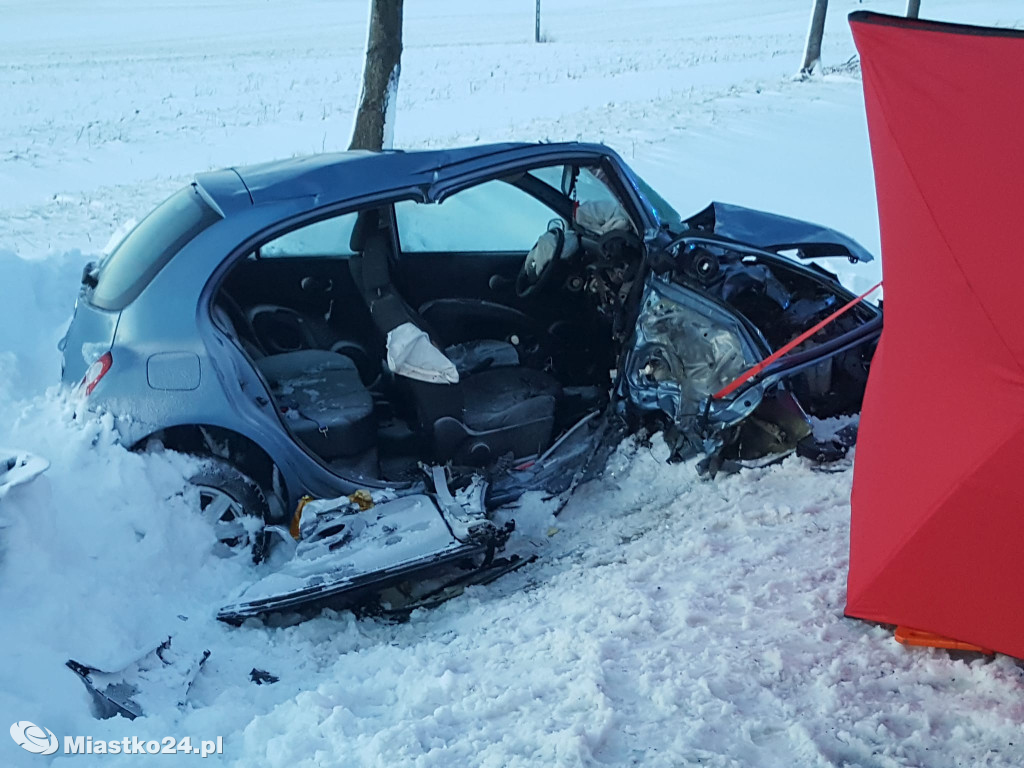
[256, 350, 375, 458]
[213, 303, 375, 458]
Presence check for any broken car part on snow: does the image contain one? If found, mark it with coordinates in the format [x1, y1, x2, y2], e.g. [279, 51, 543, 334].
[0, 448, 48, 500]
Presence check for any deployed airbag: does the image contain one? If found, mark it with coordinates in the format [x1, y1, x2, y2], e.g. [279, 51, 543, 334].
[575, 200, 635, 236]
[386, 322, 460, 385]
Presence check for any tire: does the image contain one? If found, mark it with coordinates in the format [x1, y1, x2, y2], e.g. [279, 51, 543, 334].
[188, 459, 271, 562]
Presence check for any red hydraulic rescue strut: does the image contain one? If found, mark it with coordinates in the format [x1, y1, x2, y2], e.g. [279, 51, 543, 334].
[712, 281, 882, 400]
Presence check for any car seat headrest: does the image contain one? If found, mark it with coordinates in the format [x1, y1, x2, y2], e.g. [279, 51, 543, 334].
[349, 209, 382, 252]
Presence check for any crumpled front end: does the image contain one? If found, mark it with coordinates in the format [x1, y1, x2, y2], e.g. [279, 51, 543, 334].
[623, 231, 880, 468]
[623, 278, 810, 464]
[625, 280, 761, 448]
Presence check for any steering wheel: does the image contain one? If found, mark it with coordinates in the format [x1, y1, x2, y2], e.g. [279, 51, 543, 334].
[595, 228, 642, 261]
[516, 225, 568, 298]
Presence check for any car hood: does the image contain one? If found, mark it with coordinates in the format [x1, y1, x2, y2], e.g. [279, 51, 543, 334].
[682, 202, 874, 263]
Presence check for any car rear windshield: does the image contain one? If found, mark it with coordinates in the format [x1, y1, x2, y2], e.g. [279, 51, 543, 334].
[91, 185, 221, 310]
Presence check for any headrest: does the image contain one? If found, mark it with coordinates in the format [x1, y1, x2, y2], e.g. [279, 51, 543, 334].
[349, 209, 381, 252]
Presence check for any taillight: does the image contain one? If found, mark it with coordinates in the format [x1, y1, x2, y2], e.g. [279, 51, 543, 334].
[81, 351, 113, 396]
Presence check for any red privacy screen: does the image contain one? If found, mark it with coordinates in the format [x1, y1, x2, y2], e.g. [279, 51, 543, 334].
[847, 11, 1024, 657]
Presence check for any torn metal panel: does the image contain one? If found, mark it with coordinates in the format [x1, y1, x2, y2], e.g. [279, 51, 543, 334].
[623, 276, 769, 458]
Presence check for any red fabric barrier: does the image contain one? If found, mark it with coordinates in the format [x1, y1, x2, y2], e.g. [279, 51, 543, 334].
[848, 12, 1024, 657]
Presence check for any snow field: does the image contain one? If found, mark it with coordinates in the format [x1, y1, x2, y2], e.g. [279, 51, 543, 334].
[2, 1, 1024, 765]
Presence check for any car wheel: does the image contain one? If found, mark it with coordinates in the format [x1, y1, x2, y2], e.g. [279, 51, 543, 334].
[188, 459, 270, 562]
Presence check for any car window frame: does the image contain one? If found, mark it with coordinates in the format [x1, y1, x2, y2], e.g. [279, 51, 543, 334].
[392, 177, 565, 256]
[428, 155, 650, 237]
[390, 157, 644, 259]
[255, 209, 363, 260]
[203, 191, 419, 315]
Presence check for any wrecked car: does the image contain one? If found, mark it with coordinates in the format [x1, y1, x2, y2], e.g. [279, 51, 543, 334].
[60, 142, 880, 621]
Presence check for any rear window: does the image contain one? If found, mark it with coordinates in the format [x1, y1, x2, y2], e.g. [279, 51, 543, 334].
[92, 186, 221, 310]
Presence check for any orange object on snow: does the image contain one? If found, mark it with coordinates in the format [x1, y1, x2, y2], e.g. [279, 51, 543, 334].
[894, 627, 993, 655]
[290, 496, 312, 540]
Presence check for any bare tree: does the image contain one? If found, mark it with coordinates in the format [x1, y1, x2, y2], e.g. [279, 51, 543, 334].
[350, 0, 404, 151]
[799, 0, 829, 77]
[906, 0, 921, 19]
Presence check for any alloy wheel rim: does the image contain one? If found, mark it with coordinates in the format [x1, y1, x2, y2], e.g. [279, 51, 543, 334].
[195, 485, 253, 555]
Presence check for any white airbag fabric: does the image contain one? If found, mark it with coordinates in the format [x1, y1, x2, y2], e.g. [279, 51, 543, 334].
[524, 227, 579, 278]
[575, 200, 635, 235]
[386, 322, 460, 384]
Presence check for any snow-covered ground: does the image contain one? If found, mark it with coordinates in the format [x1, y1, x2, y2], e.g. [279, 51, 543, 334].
[2, 1, 1024, 765]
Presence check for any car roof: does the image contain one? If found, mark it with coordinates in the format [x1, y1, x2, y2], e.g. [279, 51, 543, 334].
[194, 142, 615, 215]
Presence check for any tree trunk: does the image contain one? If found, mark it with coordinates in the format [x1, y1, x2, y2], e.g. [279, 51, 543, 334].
[350, 0, 404, 151]
[906, 0, 921, 19]
[799, 0, 829, 77]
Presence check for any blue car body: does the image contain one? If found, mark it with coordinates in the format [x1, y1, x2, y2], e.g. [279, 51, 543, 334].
[61, 142, 881, 522]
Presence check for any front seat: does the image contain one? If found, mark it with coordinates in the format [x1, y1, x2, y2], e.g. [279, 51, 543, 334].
[347, 210, 562, 465]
